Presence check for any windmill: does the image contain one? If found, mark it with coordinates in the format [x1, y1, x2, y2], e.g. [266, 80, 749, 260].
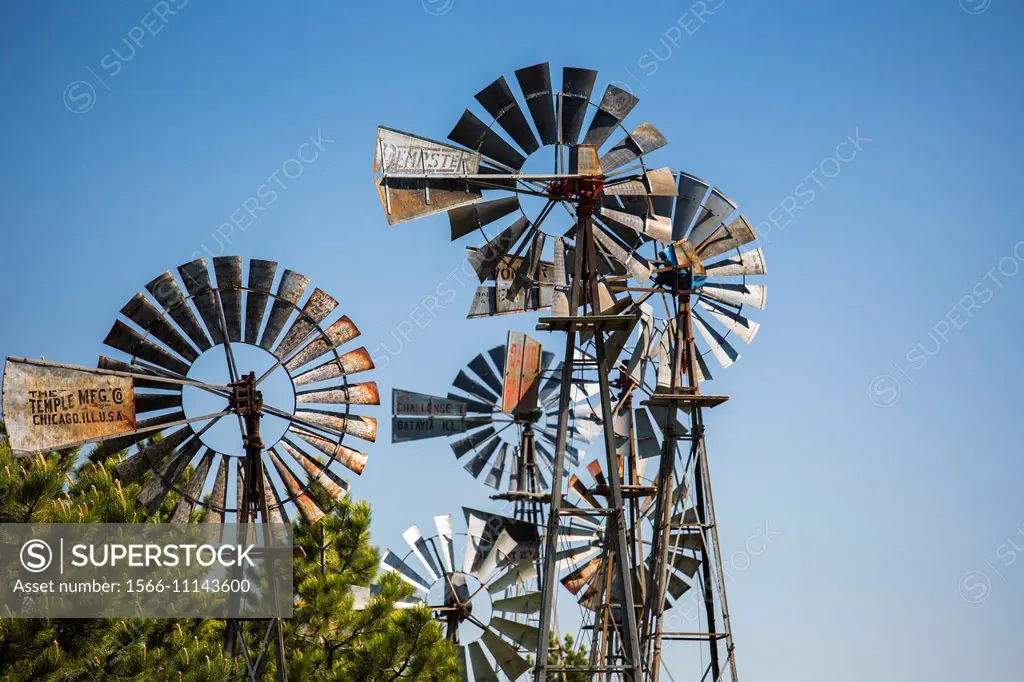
[373, 60, 678, 679]
[1, 256, 381, 682]
[369, 508, 542, 681]
[392, 331, 600, 524]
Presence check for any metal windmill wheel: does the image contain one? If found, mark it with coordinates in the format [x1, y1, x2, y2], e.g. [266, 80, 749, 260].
[392, 332, 599, 503]
[373, 60, 676, 319]
[373, 508, 542, 681]
[98, 256, 380, 523]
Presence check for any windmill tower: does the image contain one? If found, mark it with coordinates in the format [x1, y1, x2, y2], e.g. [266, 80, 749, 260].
[2, 256, 382, 682]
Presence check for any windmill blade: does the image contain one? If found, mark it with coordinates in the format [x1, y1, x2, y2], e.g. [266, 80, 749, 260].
[178, 259, 225, 345]
[259, 269, 309, 351]
[555, 541, 601, 571]
[134, 392, 182, 414]
[467, 284, 547, 318]
[666, 570, 693, 601]
[487, 559, 537, 595]
[279, 439, 350, 503]
[468, 353, 504, 396]
[434, 514, 455, 573]
[120, 293, 199, 363]
[295, 381, 380, 406]
[284, 316, 361, 372]
[475, 75, 540, 155]
[213, 256, 243, 342]
[463, 436, 502, 480]
[465, 642, 499, 682]
[489, 616, 540, 653]
[447, 392, 495, 414]
[697, 214, 758, 260]
[449, 196, 521, 241]
[693, 310, 741, 368]
[598, 206, 671, 243]
[583, 83, 640, 149]
[291, 347, 374, 386]
[647, 404, 688, 436]
[268, 447, 326, 525]
[703, 247, 767, 277]
[452, 425, 497, 459]
[698, 298, 760, 344]
[514, 61, 557, 145]
[687, 187, 738, 249]
[568, 475, 601, 508]
[462, 512, 487, 574]
[560, 67, 597, 145]
[200, 455, 228, 524]
[702, 282, 767, 311]
[672, 172, 710, 241]
[104, 321, 190, 377]
[113, 426, 194, 483]
[667, 548, 702, 578]
[449, 109, 526, 170]
[475, 529, 518, 582]
[483, 443, 508, 490]
[100, 410, 185, 455]
[487, 344, 506, 375]
[593, 225, 651, 282]
[263, 463, 289, 526]
[467, 218, 532, 283]
[137, 437, 203, 515]
[244, 258, 278, 344]
[695, 348, 714, 382]
[481, 628, 532, 681]
[381, 549, 432, 594]
[562, 556, 602, 596]
[600, 122, 668, 174]
[668, 532, 704, 552]
[145, 272, 212, 351]
[403, 524, 441, 582]
[603, 167, 677, 198]
[294, 408, 377, 442]
[275, 288, 339, 360]
[453, 369, 501, 405]
[170, 448, 215, 523]
[97, 356, 167, 390]
[503, 231, 545, 304]
[286, 429, 367, 475]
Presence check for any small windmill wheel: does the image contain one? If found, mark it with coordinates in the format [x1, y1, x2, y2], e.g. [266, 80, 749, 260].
[96, 256, 380, 524]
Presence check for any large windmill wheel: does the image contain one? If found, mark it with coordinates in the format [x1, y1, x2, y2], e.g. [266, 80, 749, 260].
[392, 332, 598, 498]
[372, 509, 542, 681]
[98, 256, 380, 523]
[373, 60, 675, 319]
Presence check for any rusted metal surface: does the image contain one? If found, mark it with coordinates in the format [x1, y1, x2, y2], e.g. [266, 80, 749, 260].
[259, 269, 309, 351]
[466, 216, 530, 282]
[279, 439, 349, 502]
[97, 356, 165, 390]
[134, 391, 182, 413]
[268, 447, 324, 524]
[145, 271, 212, 352]
[514, 62, 557, 145]
[600, 122, 668, 174]
[201, 456, 228, 523]
[294, 408, 377, 442]
[171, 448, 215, 523]
[3, 359, 136, 455]
[121, 293, 199, 363]
[599, 206, 671, 243]
[245, 259, 278, 344]
[275, 288, 338, 360]
[703, 246, 767, 277]
[374, 127, 483, 225]
[291, 347, 373, 386]
[583, 83, 640, 149]
[604, 167, 676, 198]
[295, 381, 380, 406]
[286, 428, 367, 475]
[113, 425, 192, 483]
[500, 331, 542, 415]
[214, 256, 243, 343]
[475, 75, 539, 155]
[284, 315, 360, 372]
[594, 226, 651, 283]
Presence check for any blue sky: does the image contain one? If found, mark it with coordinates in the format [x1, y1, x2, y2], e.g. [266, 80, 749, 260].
[2, 0, 1023, 679]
